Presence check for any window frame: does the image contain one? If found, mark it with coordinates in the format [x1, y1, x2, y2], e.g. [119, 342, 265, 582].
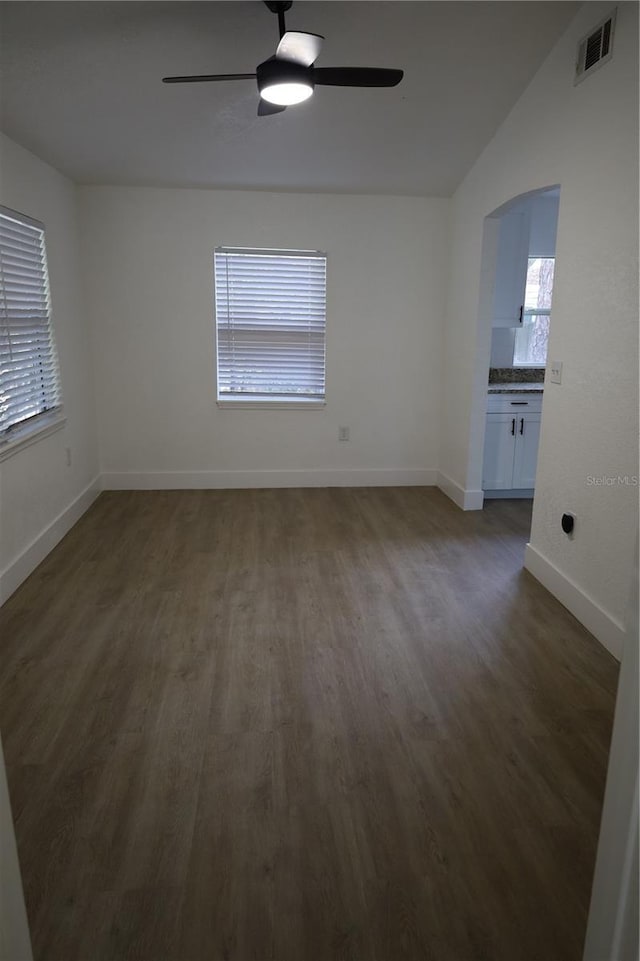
[214, 246, 327, 409]
[0, 205, 65, 459]
[513, 255, 555, 368]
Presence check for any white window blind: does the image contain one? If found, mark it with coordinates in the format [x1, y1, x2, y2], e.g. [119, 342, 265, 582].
[0, 206, 62, 438]
[214, 247, 326, 402]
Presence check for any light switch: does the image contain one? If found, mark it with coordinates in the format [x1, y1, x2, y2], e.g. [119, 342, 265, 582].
[549, 360, 563, 384]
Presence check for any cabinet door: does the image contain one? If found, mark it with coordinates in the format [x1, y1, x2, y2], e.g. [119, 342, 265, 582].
[492, 210, 530, 327]
[512, 413, 541, 489]
[482, 414, 517, 489]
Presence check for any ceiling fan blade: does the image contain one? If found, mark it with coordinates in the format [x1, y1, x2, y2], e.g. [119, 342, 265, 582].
[313, 67, 403, 87]
[258, 99, 287, 116]
[162, 73, 256, 84]
[275, 31, 324, 67]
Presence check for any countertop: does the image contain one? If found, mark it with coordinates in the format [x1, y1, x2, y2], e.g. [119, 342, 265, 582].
[487, 383, 544, 394]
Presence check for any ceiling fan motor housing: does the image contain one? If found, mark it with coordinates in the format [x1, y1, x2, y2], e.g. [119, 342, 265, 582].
[257, 57, 314, 99]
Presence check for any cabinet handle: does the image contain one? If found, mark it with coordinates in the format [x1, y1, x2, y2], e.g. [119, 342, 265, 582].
[520, 418, 524, 435]
[510, 401, 528, 406]
[511, 418, 515, 436]
[518, 305, 523, 324]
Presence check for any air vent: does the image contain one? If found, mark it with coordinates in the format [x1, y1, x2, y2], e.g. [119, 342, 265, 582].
[575, 9, 616, 84]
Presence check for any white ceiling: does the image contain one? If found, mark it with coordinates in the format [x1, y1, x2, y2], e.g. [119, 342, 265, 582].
[0, 1, 580, 196]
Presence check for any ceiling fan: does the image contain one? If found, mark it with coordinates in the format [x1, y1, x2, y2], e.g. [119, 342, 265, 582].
[162, 0, 404, 116]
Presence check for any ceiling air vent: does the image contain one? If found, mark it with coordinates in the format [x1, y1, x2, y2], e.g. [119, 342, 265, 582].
[575, 9, 616, 84]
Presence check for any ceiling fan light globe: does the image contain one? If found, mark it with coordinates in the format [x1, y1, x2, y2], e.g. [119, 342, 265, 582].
[261, 81, 313, 105]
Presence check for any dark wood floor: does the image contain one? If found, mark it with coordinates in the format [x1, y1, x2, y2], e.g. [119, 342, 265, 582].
[0, 488, 618, 961]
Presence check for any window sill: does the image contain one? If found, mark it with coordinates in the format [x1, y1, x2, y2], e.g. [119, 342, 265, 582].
[217, 398, 326, 410]
[0, 412, 67, 462]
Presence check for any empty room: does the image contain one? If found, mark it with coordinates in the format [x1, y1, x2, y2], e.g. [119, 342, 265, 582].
[0, 2, 638, 960]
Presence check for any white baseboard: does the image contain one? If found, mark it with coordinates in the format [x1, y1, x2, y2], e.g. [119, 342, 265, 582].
[0, 475, 101, 606]
[437, 471, 484, 511]
[101, 468, 438, 490]
[524, 543, 625, 660]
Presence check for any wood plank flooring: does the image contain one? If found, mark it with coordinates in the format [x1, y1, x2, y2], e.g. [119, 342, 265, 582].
[0, 488, 618, 961]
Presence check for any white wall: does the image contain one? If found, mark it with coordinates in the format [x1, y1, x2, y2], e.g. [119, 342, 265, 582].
[79, 187, 448, 488]
[584, 536, 639, 961]
[489, 328, 517, 368]
[0, 135, 99, 603]
[528, 191, 559, 258]
[0, 737, 32, 961]
[441, 1, 638, 651]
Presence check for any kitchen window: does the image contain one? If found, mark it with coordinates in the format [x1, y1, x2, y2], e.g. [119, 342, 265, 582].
[513, 256, 554, 367]
[0, 206, 63, 455]
[214, 247, 327, 407]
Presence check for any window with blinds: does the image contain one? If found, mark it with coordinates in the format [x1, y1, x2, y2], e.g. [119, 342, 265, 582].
[214, 247, 327, 404]
[0, 206, 62, 441]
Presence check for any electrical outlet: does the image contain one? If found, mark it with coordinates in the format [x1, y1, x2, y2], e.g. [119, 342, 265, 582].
[549, 360, 563, 384]
[338, 426, 350, 442]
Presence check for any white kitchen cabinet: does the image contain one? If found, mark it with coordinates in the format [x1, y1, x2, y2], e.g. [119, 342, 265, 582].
[482, 395, 542, 492]
[492, 209, 530, 328]
[482, 413, 519, 489]
[512, 413, 541, 488]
